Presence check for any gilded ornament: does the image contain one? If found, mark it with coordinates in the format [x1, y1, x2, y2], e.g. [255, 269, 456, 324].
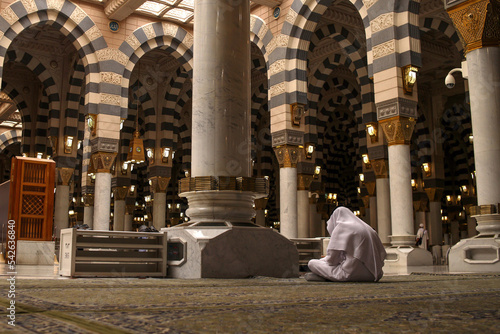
[379, 116, 416, 145]
[372, 159, 389, 179]
[56, 167, 74, 186]
[274, 145, 299, 168]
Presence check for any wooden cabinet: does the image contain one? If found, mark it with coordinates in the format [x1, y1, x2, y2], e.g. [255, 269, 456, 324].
[59, 229, 167, 277]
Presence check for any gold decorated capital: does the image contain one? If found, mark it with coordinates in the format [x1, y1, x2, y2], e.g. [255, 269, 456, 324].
[447, 0, 500, 54]
[413, 198, 429, 212]
[91, 152, 117, 173]
[125, 204, 135, 215]
[150, 176, 171, 193]
[83, 193, 94, 207]
[424, 187, 444, 202]
[273, 145, 299, 168]
[254, 198, 268, 210]
[56, 167, 74, 186]
[365, 181, 376, 196]
[372, 159, 389, 179]
[379, 116, 416, 146]
[297, 174, 313, 190]
[113, 186, 129, 201]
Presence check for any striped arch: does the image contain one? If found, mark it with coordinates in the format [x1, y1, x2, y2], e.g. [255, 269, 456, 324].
[250, 15, 274, 71]
[175, 89, 193, 170]
[66, 59, 86, 141]
[251, 83, 271, 177]
[162, 68, 190, 150]
[0, 0, 107, 115]
[414, 110, 432, 168]
[0, 129, 22, 152]
[420, 17, 463, 56]
[36, 94, 50, 155]
[5, 50, 61, 137]
[0, 83, 31, 154]
[119, 22, 194, 119]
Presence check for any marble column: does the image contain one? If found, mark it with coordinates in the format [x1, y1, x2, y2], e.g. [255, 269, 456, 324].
[450, 219, 460, 245]
[280, 167, 298, 238]
[83, 194, 94, 229]
[416, 211, 426, 232]
[426, 188, 444, 246]
[150, 176, 170, 230]
[254, 198, 268, 227]
[179, 0, 267, 224]
[297, 174, 313, 238]
[125, 203, 135, 231]
[467, 216, 477, 238]
[309, 196, 319, 237]
[380, 118, 416, 246]
[113, 187, 128, 231]
[372, 159, 391, 245]
[91, 152, 117, 231]
[54, 168, 74, 237]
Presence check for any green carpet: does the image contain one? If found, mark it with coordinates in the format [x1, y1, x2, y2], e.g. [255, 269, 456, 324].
[0, 273, 499, 333]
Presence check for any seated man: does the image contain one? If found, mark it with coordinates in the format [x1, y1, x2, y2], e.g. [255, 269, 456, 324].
[306, 207, 386, 282]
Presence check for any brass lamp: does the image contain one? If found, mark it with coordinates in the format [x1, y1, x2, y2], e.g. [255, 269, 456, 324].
[366, 123, 378, 143]
[126, 129, 145, 164]
[305, 144, 314, 159]
[421, 162, 431, 177]
[402, 65, 418, 95]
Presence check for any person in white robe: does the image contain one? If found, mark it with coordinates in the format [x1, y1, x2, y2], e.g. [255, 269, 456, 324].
[306, 207, 387, 282]
[416, 223, 429, 250]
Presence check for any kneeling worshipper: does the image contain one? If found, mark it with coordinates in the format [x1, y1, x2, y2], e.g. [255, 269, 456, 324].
[305, 207, 387, 282]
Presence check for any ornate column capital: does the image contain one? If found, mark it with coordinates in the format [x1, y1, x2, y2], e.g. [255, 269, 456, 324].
[113, 186, 129, 201]
[125, 204, 135, 215]
[254, 198, 268, 210]
[365, 181, 376, 196]
[379, 116, 416, 146]
[83, 194, 94, 207]
[372, 159, 389, 179]
[273, 145, 300, 168]
[297, 174, 313, 190]
[447, 0, 500, 54]
[149, 176, 171, 193]
[91, 152, 117, 173]
[424, 187, 444, 202]
[56, 167, 74, 186]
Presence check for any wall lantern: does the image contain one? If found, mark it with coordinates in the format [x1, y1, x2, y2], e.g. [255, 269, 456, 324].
[305, 144, 314, 159]
[146, 148, 154, 164]
[313, 165, 321, 179]
[162, 147, 171, 163]
[411, 179, 417, 191]
[145, 195, 151, 203]
[290, 103, 305, 127]
[362, 154, 371, 169]
[121, 162, 128, 175]
[126, 130, 145, 164]
[36, 152, 43, 159]
[421, 162, 431, 177]
[87, 114, 97, 136]
[129, 185, 136, 195]
[402, 65, 418, 95]
[366, 122, 378, 143]
[64, 136, 74, 154]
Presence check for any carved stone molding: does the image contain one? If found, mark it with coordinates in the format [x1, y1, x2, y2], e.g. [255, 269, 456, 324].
[447, 0, 500, 53]
[372, 159, 389, 179]
[113, 186, 129, 201]
[91, 152, 117, 173]
[83, 193, 94, 207]
[424, 187, 444, 202]
[365, 181, 376, 196]
[379, 116, 416, 146]
[150, 176, 171, 193]
[56, 167, 74, 186]
[273, 145, 300, 168]
[90, 138, 119, 153]
[376, 97, 418, 120]
[297, 174, 313, 190]
[272, 129, 304, 147]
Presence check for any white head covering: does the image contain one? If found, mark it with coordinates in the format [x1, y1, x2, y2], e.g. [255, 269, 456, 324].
[326, 207, 387, 280]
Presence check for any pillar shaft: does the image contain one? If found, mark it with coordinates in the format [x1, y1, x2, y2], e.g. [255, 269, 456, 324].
[280, 167, 297, 238]
[54, 185, 70, 236]
[153, 192, 167, 230]
[84, 206, 94, 229]
[113, 200, 125, 231]
[124, 214, 134, 231]
[369, 196, 377, 231]
[376, 177, 391, 246]
[255, 210, 265, 227]
[94, 172, 111, 230]
[429, 201, 443, 246]
[297, 190, 309, 238]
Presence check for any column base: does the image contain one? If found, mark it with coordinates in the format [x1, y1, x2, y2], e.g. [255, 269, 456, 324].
[449, 214, 500, 273]
[163, 224, 299, 278]
[389, 235, 416, 247]
[16, 241, 55, 265]
[384, 246, 433, 269]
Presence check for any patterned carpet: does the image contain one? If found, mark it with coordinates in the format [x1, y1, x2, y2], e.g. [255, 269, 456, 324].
[0, 273, 499, 333]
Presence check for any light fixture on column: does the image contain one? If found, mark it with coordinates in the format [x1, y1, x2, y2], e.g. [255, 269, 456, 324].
[121, 162, 128, 175]
[36, 152, 43, 159]
[145, 195, 151, 203]
[362, 154, 371, 169]
[126, 105, 145, 164]
[366, 122, 378, 143]
[87, 114, 97, 136]
[146, 147, 154, 164]
[411, 179, 417, 191]
[421, 162, 431, 177]
[402, 65, 418, 95]
[359, 173, 365, 183]
[460, 185, 468, 195]
[161, 147, 171, 163]
[468, 135, 473, 144]
[129, 185, 136, 195]
[313, 165, 321, 179]
[304, 143, 314, 159]
[64, 136, 74, 154]
[290, 103, 305, 126]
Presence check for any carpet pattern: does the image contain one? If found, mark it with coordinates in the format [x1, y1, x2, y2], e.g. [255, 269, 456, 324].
[0, 273, 499, 333]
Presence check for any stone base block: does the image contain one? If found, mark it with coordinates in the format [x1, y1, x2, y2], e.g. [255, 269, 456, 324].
[16, 241, 55, 265]
[383, 246, 433, 269]
[163, 224, 299, 278]
[449, 236, 500, 273]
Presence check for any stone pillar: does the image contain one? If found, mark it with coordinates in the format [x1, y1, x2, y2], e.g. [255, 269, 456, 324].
[179, 0, 267, 224]
[83, 194, 94, 229]
[274, 145, 299, 238]
[308, 195, 319, 237]
[254, 198, 268, 227]
[379, 117, 416, 246]
[297, 174, 313, 238]
[450, 219, 460, 245]
[467, 215, 477, 238]
[54, 167, 74, 236]
[150, 176, 170, 230]
[113, 186, 128, 231]
[426, 188, 444, 246]
[372, 159, 391, 245]
[447, 0, 500, 271]
[125, 203, 135, 231]
[91, 152, 117, 230]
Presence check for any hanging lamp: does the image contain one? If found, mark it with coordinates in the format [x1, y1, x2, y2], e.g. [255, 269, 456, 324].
[126, 71, 145, 164]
